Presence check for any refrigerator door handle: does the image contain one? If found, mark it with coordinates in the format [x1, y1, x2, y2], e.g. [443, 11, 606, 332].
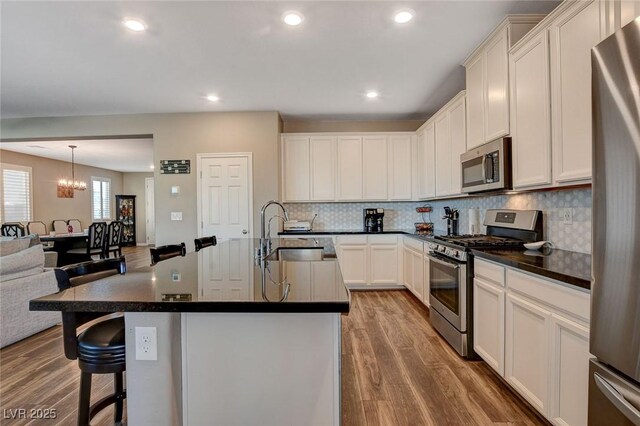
[594, 372, 640, 425]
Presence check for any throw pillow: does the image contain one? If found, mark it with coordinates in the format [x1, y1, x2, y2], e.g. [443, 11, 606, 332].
[0, 238, 31, 257]
[0, 244, 45, 281]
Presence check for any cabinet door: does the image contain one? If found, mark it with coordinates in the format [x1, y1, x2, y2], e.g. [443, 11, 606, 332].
[505, 293, 551, 415]
[434, 113, 452, 196]
[369, 244, 398, 285]
[466, 53, 485, 149]
[448, 96, 466, 196]
[403, 247, 413, 291]
[485, 27, 510, 141]
[337, 136, 363, 200]
[362, 135, 388, 200]
[311, 262, 337, 301]
[549, 314, 590, 426]
[422, 255, 430, 307]
[550, 0, 602, 185]
[388, 135, 413, 200]
[411, 250, 424, 300]
[417, 124, 436, 199]
[338, 245, 368, 285]
[510, 31, 552, 189]
[282, 136, 310, 201]
[310, 136, 336, 201]
[473, 278, 505, 376]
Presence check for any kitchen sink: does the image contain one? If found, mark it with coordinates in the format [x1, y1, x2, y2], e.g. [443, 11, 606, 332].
[266, 247, 324, 261]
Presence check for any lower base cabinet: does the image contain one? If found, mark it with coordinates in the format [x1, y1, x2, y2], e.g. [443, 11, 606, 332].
[335, 235, 402, 287]
[473, 277, 505, 375]
[337, 244, 368, 285]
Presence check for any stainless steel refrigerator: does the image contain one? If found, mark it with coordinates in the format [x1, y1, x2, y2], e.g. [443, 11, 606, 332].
[590, 16, 640, 426]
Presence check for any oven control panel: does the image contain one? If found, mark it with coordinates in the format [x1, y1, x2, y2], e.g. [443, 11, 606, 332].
[427, 242, 467, 262]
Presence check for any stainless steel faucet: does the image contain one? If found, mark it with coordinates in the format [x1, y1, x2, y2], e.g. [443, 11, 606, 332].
[258, 200, 289, 257]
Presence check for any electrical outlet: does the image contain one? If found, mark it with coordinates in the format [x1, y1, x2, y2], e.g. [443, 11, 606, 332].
[135, 327, 157, 361]
[171, 212, 183, 221]
[563, 208, 573, 225]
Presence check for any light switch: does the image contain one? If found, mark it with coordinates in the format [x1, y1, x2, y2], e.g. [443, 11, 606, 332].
[171, 212, 183, 221]
[171, 186, 180, 195]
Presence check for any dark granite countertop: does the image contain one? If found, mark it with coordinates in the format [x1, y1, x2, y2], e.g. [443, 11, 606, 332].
[30, 238, 350, 314]
[471, 248, 591, 290]
[279, 229, 443, 242]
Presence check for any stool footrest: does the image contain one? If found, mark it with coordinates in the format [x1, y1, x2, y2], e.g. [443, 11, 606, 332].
[88, 390, 127, 422]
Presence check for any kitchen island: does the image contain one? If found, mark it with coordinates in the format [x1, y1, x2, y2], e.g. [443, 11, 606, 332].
[30, 238, 349, 426]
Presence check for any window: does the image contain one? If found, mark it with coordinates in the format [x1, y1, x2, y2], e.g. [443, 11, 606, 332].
[91, 177, 111, 220]
[0, 163, 33, 222]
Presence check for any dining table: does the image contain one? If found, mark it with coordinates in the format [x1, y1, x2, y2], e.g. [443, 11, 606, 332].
[40, 232, 90, 266]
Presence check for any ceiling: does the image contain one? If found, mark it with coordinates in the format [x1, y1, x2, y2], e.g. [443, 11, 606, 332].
[1, 1, 559, 121]
[0, 139, 154, 173]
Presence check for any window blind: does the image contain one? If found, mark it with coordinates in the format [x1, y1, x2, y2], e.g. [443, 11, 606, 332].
[91, 177, 111, 220]
[1, 164, 32, 222]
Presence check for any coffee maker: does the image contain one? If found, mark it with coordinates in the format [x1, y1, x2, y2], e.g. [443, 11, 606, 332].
[364, 208, 384, 233]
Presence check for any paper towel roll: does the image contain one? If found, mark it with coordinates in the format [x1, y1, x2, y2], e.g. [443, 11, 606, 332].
[469, 209, 480, 234]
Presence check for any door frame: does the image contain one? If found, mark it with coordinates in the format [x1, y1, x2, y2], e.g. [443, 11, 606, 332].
[196, 152, 254, 239]
[144, 177, 155, 246]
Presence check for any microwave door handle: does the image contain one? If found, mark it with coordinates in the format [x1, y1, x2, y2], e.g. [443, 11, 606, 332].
[481, 155, 487, 183]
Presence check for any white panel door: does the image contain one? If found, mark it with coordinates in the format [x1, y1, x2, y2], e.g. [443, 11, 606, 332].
[417, 123, 436, 199]
[505, 293, 551, 415]
[362, 135, 388, 200]
[282, 137, 310, 201]
[310, 136, 336, 201]
[550, 0, 601, 185]
[200, 156, 251, 240]
[200, 239, 252, 300]
[510, 31, 552, 189]
[388, 135, 413, 200]
[549, 314, 590, 426]
[337, 136, 363, 200]
[466, 53, 485, 149]
[145, 177, 155, 245]
[448, 96, 466, 196]
[473, 278, 505, 376]
[434, 113, 452, 197]
[485, 27, 510, 141]
[369, 244, 398, 285]
[337, 245, 368, 285]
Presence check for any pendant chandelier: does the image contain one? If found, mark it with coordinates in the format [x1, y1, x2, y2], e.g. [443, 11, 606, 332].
[58, 145, 87, 191]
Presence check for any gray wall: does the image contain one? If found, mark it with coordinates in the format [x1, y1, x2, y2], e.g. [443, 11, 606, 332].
[123, 172, 154, 245]
[1, 111, 281, 251]
[0, 149, 123, 229]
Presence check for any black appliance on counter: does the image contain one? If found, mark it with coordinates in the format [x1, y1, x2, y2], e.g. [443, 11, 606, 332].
[443, 207, 459, 236]
[425, 209, 542, 358]
[363, 208, 384, 233]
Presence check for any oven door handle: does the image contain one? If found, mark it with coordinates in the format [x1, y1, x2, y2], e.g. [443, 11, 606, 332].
[426, 253, 460, 269]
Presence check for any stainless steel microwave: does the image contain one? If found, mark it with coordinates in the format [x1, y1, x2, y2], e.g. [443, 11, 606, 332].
[460, 137, 512, 194]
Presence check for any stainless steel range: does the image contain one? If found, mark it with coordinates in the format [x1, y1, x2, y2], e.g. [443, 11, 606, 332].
[426, 209, 543, 358]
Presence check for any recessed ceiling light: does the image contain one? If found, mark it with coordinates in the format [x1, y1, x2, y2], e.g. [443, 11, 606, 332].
[366, 91, 379, 99]
[394, 9, 415, 24]
[206, 94, 220, 102]
[123, 18, 147, 32]
[283, 11, 304, 26]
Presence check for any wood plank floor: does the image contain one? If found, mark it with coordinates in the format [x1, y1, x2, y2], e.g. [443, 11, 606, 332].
[1, 248, 544, 425]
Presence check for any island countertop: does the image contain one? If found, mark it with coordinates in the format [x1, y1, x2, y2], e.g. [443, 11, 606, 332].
[30, 238, 350, 314]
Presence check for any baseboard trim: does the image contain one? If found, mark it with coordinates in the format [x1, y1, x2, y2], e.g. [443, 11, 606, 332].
[347, 284, 406, 291]
[136, 243, 149, 246]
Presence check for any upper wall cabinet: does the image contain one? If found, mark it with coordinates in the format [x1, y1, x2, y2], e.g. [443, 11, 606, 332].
[433, 91, 467, 198]
[464, 16, 545, 150]
[310, 136, 336, 201]
[282, 136, 311, 201]
[337, 136, 364, 201]
[388, 135, 413, 200]
[362, 136, 388, 200]
[416, 123, 436, 199]
[281, 135, 336, 202]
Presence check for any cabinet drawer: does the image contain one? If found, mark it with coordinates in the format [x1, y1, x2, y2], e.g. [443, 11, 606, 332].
[336, 235, 368, 245]
[368, 234, 397, 245]
[506, 269, 590, 324]
[403, 237, 424, 252]
[474, 258, 505, 287]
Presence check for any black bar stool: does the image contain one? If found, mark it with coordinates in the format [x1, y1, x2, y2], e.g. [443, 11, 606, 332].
[149, 242, 186, 265]
[57, 257, 127, 426]
[194, 236, 217, 252]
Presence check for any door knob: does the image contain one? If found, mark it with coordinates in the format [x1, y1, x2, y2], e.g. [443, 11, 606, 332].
[242, 229, 248, 235]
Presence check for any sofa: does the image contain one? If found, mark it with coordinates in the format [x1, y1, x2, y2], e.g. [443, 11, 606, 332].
[0, 237, 61, 348]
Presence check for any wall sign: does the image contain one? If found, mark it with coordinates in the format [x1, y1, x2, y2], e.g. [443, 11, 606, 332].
[160, 160, 190, 174]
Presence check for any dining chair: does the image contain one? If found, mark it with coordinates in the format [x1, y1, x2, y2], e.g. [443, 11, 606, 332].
[194, 236, 217, 252]
[52, 220, 68, 234]
[1, 223, 25, 238]
[105, 221, 123, 258]
[67, 222, 108, 259]
[68, 219, 82, 233]
[57, 257, 127, 426]
[149, 242, 186, 266]
[27, 221, 47, 236]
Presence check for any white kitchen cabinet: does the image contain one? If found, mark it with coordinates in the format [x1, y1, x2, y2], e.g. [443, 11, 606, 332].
[465, 52, 486, 149]
[282, 136, 310, 201]
[363, 135, 388, 200]
[510, 29, 552, 189]
[549, 0, 603, 186]
[434, 91, 466, 197]
[387, 135, 413, 200]
[403, 246, 414, 292]
[410, 249, 424, 300]
[484, 28, 510, 141]
[335, 235, 401, 288]
[310, 136, 336, 201]
[284, 261, 312, 301]
[448, 95, 466, 195]
[402, 237, 425, 300]
[473, 277, 505, 376]
[337, 136, 363, 200]
[549, 314, 590, 426]
[336, 243, 368, 285]
[434, 112, 451, 197]
[505, 292, 551, 414]
[370, 244, 398, 285]
[416, 123, 436, 199]
[311, 262, 338, 301]
[422, 254, 430, 307]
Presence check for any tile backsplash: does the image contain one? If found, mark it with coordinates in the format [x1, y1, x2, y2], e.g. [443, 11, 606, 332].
[285, 187, 592, 254]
